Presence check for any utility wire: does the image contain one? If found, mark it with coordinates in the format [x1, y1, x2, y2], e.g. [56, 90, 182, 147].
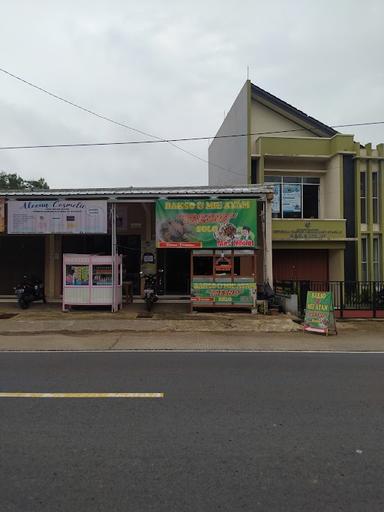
[0, 66, 232, 175]
[0, 120, 383, 151]
[1, 66, 383, 178]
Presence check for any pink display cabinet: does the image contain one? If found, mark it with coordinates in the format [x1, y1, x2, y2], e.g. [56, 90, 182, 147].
[63, 254, 122, 311]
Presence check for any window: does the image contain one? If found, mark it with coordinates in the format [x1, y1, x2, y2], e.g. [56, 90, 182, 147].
[360, 172, 367, 224]
[264, 176, 319, 219]
[361, 237, 368, 282]
[65, 265, 89, 286]
[372, 171, 379, 224]
[193, 256, 213, 276]
[373, 237, 380, 282]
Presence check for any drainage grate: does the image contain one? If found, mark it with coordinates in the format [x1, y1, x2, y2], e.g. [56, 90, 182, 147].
[0, 313, 18, 320]
[136, 312, 153, 319]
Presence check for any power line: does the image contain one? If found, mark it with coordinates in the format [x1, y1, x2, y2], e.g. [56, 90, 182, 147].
[1, 66, 383, 178]
[0, 66, 233, 175]
[0, 120, 383, 151]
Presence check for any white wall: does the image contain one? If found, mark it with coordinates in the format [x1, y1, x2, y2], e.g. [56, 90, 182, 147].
[208, 82, 249, 186]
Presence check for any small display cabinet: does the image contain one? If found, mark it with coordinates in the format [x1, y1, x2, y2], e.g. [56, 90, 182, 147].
[63, 254, 122, 311]
[190, 249, 257, 311]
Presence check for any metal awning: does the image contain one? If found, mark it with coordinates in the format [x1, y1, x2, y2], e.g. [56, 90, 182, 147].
[0, 185, 274, 201]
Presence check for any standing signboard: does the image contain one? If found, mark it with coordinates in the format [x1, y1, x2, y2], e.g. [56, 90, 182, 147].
[156, 199, 257, 248]
[7, 200, 108, 234]
[0, 198, 5, 232]
[303, 291, 337, 335]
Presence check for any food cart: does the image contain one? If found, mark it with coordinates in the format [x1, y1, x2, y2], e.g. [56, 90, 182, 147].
[190, 249, 257, 311]
[63, 253, 122, 311]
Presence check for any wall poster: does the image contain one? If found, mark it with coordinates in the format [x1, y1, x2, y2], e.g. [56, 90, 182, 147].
[65, 265, 89, 286]
[272, 184, 281, 215]
[141, 240, 157, 275]
[283, 184, 301, 215]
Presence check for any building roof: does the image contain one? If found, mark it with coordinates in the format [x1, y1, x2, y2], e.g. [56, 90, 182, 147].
[251, 83, 338, 137]
[0, 185, 274, 200]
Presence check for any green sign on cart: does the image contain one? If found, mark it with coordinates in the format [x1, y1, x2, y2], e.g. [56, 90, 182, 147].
[191, 280, 256, 305]
[304, 291, 337, 335]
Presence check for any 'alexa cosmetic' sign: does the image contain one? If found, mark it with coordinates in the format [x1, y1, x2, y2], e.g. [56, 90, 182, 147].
[7, 200, 108, 234]
[156, 199, 257, 249]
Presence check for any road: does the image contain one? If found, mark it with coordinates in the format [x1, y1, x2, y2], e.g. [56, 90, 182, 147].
[1, 352, 384, 511]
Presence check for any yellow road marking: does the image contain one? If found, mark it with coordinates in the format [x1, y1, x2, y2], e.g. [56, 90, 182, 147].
[0, 392, 164, 398]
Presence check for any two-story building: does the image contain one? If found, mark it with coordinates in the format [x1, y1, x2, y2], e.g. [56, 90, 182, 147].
[209, 81, 384, 284]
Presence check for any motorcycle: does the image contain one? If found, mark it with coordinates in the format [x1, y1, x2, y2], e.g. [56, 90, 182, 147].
[15, 275, 46, 309]
[140, 269, 163, 312]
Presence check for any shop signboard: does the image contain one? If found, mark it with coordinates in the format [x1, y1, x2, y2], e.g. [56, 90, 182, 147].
[303, 291, 337, 335]
[7, 200, 108, 234]
[272, 219, 346, 241]
[156, 199, 257, 249]
[191, 280, 256, 305]
[0, 198, 5, 232]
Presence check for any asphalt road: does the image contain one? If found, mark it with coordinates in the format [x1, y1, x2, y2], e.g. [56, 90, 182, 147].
[1, 352, 384, 512]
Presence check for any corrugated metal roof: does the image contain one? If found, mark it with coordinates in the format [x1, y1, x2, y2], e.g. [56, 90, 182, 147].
[0, 185, 274, 199]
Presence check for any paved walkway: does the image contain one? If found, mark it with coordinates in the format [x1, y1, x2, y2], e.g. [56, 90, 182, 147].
[0, 303, 384, 352]
[0, 303, 301, 335]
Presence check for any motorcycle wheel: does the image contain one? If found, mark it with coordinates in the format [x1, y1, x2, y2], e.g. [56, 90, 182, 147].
[145, 298, 153, 312]
[18, 298, 29, 309]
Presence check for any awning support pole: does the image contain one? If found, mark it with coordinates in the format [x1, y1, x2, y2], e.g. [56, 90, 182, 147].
[111, 202, 117, 312]
[264, 198, 273, 286]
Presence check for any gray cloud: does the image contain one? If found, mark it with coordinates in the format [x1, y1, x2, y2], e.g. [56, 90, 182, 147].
[0, 0, 383, 188]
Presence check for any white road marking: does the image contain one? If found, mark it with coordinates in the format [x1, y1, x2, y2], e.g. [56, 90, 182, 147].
[0, 350, 383, 354]
[0, 392, 164, 398]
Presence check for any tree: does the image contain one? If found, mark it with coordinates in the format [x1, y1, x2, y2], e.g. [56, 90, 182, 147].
[0, 172, 49, 190]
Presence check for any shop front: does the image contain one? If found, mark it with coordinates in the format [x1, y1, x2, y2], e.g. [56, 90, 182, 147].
[0, 186, 273, 311]
[272, 219, 347, 283]
[155, 197, 261, 310]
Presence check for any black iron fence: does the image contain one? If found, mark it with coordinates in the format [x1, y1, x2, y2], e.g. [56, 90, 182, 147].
[274, 280, 384, 318]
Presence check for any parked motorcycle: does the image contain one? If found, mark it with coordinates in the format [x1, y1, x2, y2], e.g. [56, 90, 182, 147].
[140, 270, 163, 312]
[376, 288, 384, 308]
[15, 275, 46, 309]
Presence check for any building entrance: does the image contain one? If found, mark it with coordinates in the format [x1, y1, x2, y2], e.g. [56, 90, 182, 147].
[0, 235, 45, 294]
[157, 249, 190, 296]
[273, 249, 329, 281]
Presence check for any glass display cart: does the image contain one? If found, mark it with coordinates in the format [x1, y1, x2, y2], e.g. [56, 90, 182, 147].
[190, 249, 257, 311]
[63, 253, 122, 311]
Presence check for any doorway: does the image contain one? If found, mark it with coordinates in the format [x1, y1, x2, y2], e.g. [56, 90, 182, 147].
[0, 235, 45, 294]
[157, 249, 190, 296]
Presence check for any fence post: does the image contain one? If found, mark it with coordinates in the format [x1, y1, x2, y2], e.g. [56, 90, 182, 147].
[339, 281, 344, 319]
[373, 282, 377, 319]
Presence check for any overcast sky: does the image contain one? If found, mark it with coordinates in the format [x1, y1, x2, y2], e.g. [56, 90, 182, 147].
[0, 0, 383, 189]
